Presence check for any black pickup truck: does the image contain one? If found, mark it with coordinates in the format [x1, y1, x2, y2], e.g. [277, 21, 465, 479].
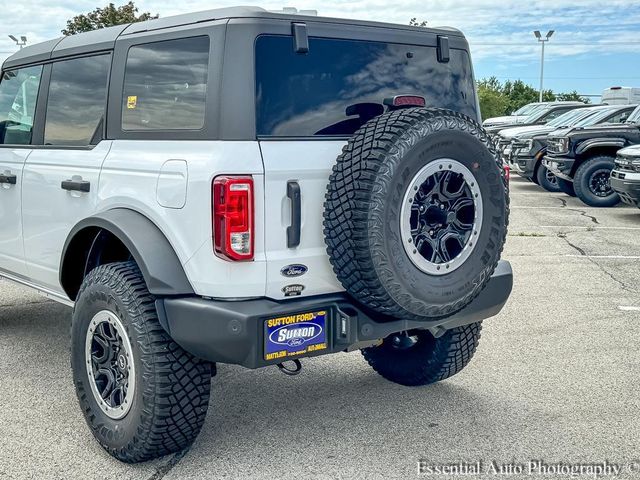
[544, 106, 640, 207]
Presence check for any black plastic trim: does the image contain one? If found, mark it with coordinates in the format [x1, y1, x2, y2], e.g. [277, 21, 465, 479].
[0, 173, 17, 185]
[292, 22, 309, 53]
[437, 35, 450, 63]
[158, 260, 513, 368]
[61, 179, 91, 193]
[286, 181, 301, 248]
[61, 208, 194, 298]
[575, 138, 625, 156]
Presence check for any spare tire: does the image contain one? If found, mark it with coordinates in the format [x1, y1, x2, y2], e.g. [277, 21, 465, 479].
[323, 108, 508, 321]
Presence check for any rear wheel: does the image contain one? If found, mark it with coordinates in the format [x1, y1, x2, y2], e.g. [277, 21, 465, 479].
[362, 323, 482, 386]
[573, 156, 620, 207]
[536, 163, 561, 192]
[71, 261, 212, 463]
[556, 177, 576, 197]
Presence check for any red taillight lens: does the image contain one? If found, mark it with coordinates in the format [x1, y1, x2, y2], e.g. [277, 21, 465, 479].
[503, 164, 511, 184]
[213, 176, 254, 261]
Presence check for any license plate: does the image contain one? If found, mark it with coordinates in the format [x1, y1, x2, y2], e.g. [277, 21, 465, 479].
[264, 310, 328, 361]
[503, 147, 512, 156]
[548, 161, 558, 170]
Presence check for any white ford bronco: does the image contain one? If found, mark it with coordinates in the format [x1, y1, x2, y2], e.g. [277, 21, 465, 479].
[0, 7, 512, 463]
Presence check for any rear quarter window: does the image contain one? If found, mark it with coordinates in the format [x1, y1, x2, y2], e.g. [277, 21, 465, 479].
[255, 35, 477, 137]
[121, 36, 209, 131]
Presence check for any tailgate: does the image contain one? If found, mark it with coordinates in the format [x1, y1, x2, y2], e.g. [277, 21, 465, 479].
[260, 140, 346, 300]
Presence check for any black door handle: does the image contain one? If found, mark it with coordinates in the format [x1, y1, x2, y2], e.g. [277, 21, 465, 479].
[61, 179, 91, 193]
[0, 173, 17, 185]
[286, 181, 301, 248]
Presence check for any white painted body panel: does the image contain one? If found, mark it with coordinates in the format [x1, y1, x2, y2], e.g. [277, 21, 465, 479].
[3, 138, 347, 302]
[259, 140, 346, 300]
[22, 142, 112, 292]
[0, 148, 30, 277]
[601, 87, 640, 105]
[99, 140, 267, 299]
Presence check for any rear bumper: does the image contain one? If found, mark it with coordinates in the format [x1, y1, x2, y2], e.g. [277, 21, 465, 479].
[156, 261, 513, 369]
[610, 170, 640, 207]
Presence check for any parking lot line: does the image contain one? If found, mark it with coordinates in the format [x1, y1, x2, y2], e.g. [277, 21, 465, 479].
[565, 255, 640, 259]
[618, 306, 640, 311]
[537, 226, 640, 230]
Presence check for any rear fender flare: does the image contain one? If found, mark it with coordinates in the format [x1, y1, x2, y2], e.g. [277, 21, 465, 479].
[61, 208, 194, 298]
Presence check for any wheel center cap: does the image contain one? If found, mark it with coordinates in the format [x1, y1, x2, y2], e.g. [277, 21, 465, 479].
[424, 204, 448, 227]
[117, 353, 127, 371]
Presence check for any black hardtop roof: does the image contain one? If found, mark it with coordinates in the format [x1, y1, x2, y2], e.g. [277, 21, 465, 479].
[3, 6, 464, 70]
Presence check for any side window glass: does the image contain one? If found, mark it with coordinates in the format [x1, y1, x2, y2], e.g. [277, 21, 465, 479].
[608, 111, 629, 124]
[44, 55, 110, 146]
[543, 108, 569, 122]
[121, 36, 210, 131]
[0, 65, 43, 145]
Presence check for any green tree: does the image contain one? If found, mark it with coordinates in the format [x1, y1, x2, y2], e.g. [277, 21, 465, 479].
[62, 1, 158, 35]
[409, 18, 428, 27]
[502, 79, 556, 113]
[556, 90, 590, 103]
[477, 79, 509, 120]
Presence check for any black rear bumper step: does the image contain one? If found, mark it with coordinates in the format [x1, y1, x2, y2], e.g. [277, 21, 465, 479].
[156, 260, 513, 369]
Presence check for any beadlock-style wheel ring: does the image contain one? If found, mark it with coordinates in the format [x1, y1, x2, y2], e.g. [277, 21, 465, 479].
[400, 158, 483, 276]
[85, 310, 136, 420]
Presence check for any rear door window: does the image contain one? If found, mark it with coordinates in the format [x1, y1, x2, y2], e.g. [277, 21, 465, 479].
[121, 36, 210, 131]
[255, 35, 477, 137]
[0, 65, 42, 145]
[44, 55, 110, 146]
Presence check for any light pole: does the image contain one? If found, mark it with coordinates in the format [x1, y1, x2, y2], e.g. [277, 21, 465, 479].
[8, 35, 27, 49]
[534, 30, 554, 102]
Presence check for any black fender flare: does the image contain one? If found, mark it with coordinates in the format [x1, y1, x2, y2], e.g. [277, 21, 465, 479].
[575, 138, 625, 156]
[61, 208, 194, 297]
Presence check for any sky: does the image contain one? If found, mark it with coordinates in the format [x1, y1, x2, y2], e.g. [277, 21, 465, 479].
[2, 0, 640, 98]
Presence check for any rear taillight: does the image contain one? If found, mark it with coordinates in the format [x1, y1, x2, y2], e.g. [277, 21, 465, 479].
[213, 176, 254, 261]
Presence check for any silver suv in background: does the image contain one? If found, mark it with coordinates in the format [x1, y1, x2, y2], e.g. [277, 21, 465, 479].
[483, 101, 585, 129]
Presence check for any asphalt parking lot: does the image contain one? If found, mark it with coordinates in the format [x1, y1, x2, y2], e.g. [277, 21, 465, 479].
[1, 176, 639, 480]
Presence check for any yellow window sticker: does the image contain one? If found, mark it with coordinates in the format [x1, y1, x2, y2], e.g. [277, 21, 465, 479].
[127, 95, 137, 109]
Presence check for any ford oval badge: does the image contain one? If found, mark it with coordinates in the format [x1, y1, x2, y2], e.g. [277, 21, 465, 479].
[280, 264, 308, 278]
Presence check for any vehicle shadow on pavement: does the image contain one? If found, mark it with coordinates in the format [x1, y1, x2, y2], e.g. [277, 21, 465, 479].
[186, 359, 499, 466]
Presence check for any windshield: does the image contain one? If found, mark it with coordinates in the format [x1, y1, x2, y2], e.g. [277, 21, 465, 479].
[512, 104, 539, 116]
[521, 105, 549, 121]
[626, 106, 640, 124]
[573, 108, 620, 127]
[546, 108, 592, 127]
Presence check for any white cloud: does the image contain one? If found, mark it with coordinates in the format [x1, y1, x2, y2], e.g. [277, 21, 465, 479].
[1, 0, 639, 66]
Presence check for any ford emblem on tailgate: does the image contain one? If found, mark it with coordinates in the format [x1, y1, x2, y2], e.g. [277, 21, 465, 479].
[280, 264, 308, 277]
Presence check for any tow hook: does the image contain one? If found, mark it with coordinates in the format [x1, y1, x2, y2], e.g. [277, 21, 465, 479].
[277, 359, 303, 376]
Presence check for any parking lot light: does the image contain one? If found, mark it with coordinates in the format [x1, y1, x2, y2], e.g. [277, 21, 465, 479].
[8, 34, 27, 49]
[534, 30, 554, 102]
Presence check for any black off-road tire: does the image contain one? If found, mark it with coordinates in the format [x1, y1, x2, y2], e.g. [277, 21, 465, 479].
[536, 163, 561, 192]
[573, 156, 621, 207]
[556, 177, 577, 197]
[324, 108, 509, 321]
[362, 323, 482, 386]
[71, 261, 212, 463]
